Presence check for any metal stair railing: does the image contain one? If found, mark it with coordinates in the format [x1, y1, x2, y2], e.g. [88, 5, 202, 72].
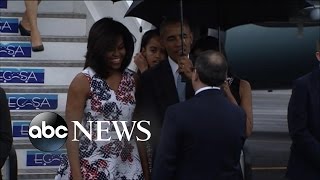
[1, 146, 17, 180]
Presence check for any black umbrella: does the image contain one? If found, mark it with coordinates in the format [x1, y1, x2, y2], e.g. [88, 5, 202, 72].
[125, 0, 308, 57]
[111, 0, 122, 3]
[125, 0, 307, 30]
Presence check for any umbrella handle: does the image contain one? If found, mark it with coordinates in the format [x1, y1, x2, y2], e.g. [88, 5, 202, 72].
[179, 0, 187, 82]
[180, 0, 184, 56]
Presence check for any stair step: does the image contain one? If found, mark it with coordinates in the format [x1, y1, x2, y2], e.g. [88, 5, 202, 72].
[252, 90, 290, 133]
[0, 12, 86, 36]
[0, 12, 86, 19]
[1, 1, 76, 13]
[11, 113, 65, 140]
[7, 93, 67, 112]
[0, 40, 87, 60]
[11, 111, 65, 120]
[0, 59, 84, 67]
[246, 132, 291, 168]
[3, 85, 68, 93]
[16, 149, 67, 165]
[15, 149, 66, 179]
[14, 140, 67, 150]
[14, 141, 35, 150]
[18, 169, 57, 180]
[0, 35, 87, 42]
[0, 66, 82, 85]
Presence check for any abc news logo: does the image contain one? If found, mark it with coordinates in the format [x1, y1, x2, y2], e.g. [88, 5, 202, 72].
[28, 112, 151, 152]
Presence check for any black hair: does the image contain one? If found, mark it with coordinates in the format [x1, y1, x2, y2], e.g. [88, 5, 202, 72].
[191, 36, 219, 54]
[84, 17, 135, 78]
[159, 16, 191, 36]
[140, 29, 161, 52]
[195, 50, 228, 87]
[191, 36, 239, 78]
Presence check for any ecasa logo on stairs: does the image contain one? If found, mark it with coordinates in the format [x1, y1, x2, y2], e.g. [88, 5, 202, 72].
[0, 42, 31, 58]
[7, 94, 58, 110]
[12, 121, 30, 138]
[0, 68, 45, 83]
[0, 0, 7, 9]
[0, 18, 18, 33]
[26, 150, 67, 166]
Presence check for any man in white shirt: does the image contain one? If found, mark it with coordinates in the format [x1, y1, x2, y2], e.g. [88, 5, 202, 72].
[152, 50, 246, 180]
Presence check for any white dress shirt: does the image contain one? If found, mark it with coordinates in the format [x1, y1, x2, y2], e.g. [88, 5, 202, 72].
[195, 86, 220, 95]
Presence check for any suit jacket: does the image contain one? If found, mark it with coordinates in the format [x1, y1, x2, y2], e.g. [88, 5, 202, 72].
[286, 67, 320, 180]
[134, 59, 194, 148]
[152, 89, 246, 180]
[0, 87, 13, 168]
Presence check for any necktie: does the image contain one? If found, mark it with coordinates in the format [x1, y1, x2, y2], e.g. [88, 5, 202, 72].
[176, 72, 186, 102]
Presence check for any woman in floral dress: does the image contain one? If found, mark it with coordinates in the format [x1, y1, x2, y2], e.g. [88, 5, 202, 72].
[55, 18, 147, 180]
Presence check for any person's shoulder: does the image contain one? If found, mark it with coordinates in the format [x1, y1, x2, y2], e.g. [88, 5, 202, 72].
[140, 60, 168, 80]
[294, 71, 312, 85]
[0, 87, 6, 100]
[69, 73, 90, 93]
[164, 102, 187, 122]
[124, 68, 137, 80]
[124, 68, 136, 76]
[239, 79, 252, 95]
[168, 97, 197, 115]
[144, 60, 168, 75]
[0, 87, 5, 94]
[240, 79, 251, 88]
[81, 67, 96, 78]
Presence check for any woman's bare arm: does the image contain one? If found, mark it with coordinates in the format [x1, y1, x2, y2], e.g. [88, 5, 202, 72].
[65, 73, 90, 179]
[239, 80, 253, 137]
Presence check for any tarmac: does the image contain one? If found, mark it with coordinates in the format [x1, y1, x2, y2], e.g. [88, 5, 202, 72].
[246, 90, 292, 180]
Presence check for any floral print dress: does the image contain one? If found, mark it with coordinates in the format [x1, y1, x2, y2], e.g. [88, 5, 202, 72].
[55, 67, 144, 180]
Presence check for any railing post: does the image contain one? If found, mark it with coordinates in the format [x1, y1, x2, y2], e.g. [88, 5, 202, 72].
[1, 146, 17, 180]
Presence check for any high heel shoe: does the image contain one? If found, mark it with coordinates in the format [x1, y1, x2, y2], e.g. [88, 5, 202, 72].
[18, 22, 31, 36]
[32, 44, 44, 52]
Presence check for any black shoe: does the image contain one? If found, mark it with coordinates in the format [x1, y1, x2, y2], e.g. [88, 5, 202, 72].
[32, 44, 44, 52]
[19, 22, 31, 36]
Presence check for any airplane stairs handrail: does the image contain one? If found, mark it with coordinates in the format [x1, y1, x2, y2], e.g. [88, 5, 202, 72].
[1, 145, 17, 180]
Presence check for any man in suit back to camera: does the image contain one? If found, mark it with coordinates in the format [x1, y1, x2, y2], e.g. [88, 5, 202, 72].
[152, 50, 246, 180]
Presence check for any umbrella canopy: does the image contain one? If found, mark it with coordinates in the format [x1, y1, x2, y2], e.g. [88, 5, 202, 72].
[125, 0, 308, 30]
[111, 0, 122, 3]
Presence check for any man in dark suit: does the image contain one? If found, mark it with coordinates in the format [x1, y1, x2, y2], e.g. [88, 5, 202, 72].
[286, 40, 320, 180]
[152, 50, 246, 180]
[0, 87, 13, 168]
[134, 17, 194, 159]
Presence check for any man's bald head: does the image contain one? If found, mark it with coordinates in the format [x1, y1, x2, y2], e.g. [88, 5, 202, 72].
[194, 50, 228, 86]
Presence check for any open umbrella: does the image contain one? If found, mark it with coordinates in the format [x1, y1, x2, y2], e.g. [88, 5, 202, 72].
[125, 0, 308, 30]
[111, 0, 122, 3]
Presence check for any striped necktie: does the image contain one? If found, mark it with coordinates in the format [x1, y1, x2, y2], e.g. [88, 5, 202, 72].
[176, 72, 186, 102]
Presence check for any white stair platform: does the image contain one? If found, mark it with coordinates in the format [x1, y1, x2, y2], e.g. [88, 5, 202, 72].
[11, 111, 65, 121]
[0, 36, 87, 60]
[1, 1, 76, 13]
[15, 148, 65, 170]
[6, 92, 67, 112]
[252, 90, 291, 132]
[0, 12, 86, 36]
[0, 66, 82, 85]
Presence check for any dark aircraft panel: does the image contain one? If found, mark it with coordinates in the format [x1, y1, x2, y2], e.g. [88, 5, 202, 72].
[225, 24, 320, 90]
